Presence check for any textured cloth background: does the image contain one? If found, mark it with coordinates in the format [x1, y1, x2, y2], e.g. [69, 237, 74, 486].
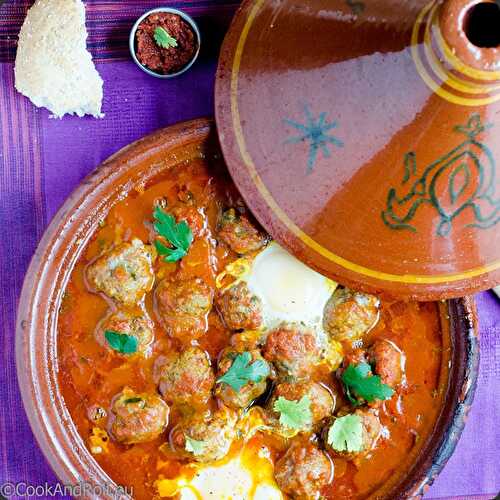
[0, 1, 498, 499]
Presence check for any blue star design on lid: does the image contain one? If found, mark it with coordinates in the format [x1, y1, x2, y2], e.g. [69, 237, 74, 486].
[284, 104, 344, 174]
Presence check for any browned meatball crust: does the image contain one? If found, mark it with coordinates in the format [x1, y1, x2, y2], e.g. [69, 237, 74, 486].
[216, 281, 263, 331]
[171, 407, 238, 463]
[268, 381, 335, 432]
[156, 347, 215, 406]
[171, 205, 205, 238]
[336, 348, 369, 380]
[263, 323, 321, 379]
[369, 339, 406, 388]
[217, 208, 268, 255]
[109, 388, 169, 444]
[274, 439, 332, 500]
[215, 348, 271, 409]
[96, 308, 154, 356]
[155, 277, 212, 341]
[86, 239, 156, 306]
[323, 287, 379, 343]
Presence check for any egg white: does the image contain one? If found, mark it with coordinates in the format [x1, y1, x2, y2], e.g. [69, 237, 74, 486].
[218, 242, 337, 337]
[176, 453, 282, 500]
[155, 410, 283, 499]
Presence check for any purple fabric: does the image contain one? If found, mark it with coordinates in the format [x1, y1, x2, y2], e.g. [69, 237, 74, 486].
[0, 1, 498, 499]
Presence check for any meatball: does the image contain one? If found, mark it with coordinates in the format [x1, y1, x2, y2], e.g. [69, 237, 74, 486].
[337, 348, 369, 379]
[109, 388, 169, 444]
[96, 309, 154, 356]
[217, 208, 268, 255]
[155, 277, 212, 341]
[215, 348, 271, 409]
[268, 381, 335, 433]
[323, 288, 379, 343]
[216, 281, 263, 331]
[274, 439, 332, 500]
[263, 323, 321, 379]
[171, 408, 238, 463]
[327, 408, 382, 460]
[156, 347, 215, 406]
[369, 339, 405, 388]
[86, 239, 156, 306]
[172, 205, 205, 238]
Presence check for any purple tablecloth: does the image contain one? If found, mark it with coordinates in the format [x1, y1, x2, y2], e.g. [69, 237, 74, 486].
[0, 1, 498, 499]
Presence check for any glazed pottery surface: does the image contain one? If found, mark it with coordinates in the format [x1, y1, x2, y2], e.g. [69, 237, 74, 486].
[215, 0, 500, 299]
[16, 120, 479, 499]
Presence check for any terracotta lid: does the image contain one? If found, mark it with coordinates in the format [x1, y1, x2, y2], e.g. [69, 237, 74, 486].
[215, 0, 500, 300]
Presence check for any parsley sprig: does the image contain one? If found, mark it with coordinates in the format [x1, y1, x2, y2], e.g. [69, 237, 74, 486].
[216, 352, 269, 392]
[273, 395, 312, 430]
[341, 362, 394, 405]
[185, 435, 206, 456]
[104, 330, 138, 354]
[327, 414, 363, 453]
[153, 206, 193, 262]
[153, 27, 178, 49]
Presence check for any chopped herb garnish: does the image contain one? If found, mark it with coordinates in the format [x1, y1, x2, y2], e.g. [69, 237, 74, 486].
[104, 330, 138, 354]
[273, 395, 312, 430]
[153, 26, 178, 49]
[153, 206, 193, 262]
[327, 414, 363, 453]
[185, 436, 206, 455]
[124, 397, 142, 405]
[216, 351, 270, 392]
[341, 362, 394, 405]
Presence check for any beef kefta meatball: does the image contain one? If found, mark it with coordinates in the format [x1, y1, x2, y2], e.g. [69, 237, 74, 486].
[156, 347, 215, 406]
[86, 239, 156, 306]
[216, 281, 263, 331]
[215, 348, 271, 409]
[217, 208, 268, 255]
[323, 287, 379, 343]
[369, 339, 406, 388]
[96, 308, 154, 356]
[263, 323, 322, 379]
[171, 205, 205, 238]
[171, 407, 238, 463]
[109, 388, 169, 444]
[274, 439, 332, 500]
[268, 381, 335, 433]
[155, 277, 212, 341]
[326, 408, 382, 460]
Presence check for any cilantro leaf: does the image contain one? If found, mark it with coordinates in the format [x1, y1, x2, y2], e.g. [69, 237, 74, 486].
[341, 362, 394, 405]
[124, 397, 142, 404]
[327, 414, 363, 453]
[273, 395, 312, 430]
[153, 206, 193, 262]
[104, 330, 138, 354]
[217, 352, 270, 392]
[153, 27, 178, 49]
[185, 436, 206, 456]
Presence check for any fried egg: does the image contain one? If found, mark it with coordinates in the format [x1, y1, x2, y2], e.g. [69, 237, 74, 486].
[217, 242, 337, 335]
[155, 410, 283, 499]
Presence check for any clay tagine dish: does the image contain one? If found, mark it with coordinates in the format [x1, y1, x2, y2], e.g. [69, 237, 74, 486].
[216, 0, 500, 299]
[16, 120, 479, 500]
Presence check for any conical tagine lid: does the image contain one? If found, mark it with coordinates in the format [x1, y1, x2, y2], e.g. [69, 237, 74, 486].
[215, 0, 500, 299]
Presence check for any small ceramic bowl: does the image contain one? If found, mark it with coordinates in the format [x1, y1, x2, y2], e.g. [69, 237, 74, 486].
[129, 7, 201, 79]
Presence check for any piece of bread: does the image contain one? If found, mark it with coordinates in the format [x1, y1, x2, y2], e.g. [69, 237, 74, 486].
[15, 0, 103, 118]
